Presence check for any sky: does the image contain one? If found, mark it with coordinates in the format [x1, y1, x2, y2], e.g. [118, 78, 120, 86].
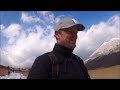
[0, 11, 120, 68]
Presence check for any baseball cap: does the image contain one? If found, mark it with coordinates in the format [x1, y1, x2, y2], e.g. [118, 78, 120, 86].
[54, 18, 85, 31]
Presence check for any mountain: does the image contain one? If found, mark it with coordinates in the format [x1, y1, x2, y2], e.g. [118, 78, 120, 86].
[85, 38, 120, 70]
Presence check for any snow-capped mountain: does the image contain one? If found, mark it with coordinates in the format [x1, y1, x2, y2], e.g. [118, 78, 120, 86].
[85, 38, 120, 70]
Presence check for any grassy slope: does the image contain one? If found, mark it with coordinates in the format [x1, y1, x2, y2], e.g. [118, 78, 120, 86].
[88, 65, 120, 79]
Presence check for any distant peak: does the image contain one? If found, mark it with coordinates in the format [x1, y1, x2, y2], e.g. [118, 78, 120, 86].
[87, 38, 120, 61]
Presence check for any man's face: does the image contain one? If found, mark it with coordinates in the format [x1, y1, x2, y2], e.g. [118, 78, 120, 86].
[55, 26, 78, 49]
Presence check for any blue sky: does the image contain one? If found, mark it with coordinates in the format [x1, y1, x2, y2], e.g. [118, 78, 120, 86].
[0, 11, 120, 68]
[1, 11, 119, 27]
[1, 11, 119, 26]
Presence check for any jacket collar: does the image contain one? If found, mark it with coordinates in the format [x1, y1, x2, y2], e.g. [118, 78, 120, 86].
[53, 43, 74, 58]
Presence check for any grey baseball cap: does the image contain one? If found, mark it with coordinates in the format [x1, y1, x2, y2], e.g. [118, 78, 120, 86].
[54, 18, 85, 31]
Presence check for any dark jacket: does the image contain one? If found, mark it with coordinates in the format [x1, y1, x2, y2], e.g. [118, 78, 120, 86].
[27, 43, 90, 79]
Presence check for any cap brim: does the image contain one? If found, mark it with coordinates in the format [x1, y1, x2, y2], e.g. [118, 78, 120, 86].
[62, 24, 85, 31]
[75, 24, 85, 31]
[55, 23, 85, 31]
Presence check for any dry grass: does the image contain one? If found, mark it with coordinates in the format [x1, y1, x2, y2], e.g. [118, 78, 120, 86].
[1, 65, 120, 79]
[0, 68, 8, 76]
[88, 65, 120, 79]
[0, 66, 29, 77]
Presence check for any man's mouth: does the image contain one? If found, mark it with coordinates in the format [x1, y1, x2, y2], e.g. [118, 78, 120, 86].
[70, 41, 76, 44]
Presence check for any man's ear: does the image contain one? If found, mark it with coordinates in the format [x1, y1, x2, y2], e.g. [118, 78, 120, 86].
[54, 31, 61, 39]
[54, 31, 58, 37]
[55, 31, 59, 34]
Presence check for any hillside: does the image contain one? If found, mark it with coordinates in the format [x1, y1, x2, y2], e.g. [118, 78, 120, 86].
[88, 65, 120, 79]
[85, 38, 120, 70]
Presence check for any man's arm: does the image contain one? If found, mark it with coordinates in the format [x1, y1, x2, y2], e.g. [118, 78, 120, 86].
[27, 54, 51, 79]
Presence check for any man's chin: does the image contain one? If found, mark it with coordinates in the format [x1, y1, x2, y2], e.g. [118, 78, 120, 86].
[69, 44, 76, 49]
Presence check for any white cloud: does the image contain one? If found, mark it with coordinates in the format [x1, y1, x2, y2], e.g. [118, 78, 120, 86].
[35, 11, 67, 27]
[21, 12, 40, 24]
[74, 15, 120, 60]
[2, 24, 21, 38]
[1, 11, 58, 68]
[2, 23, 22, 44]
[36, 11, 56, 25]
[1, 26, 56, 68]
[0, 24, 5, 30]
[37, 11, 50, 16]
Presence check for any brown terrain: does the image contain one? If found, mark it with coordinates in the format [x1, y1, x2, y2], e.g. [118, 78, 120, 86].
[0, 65, 8, 76]
[88, 65, 120, 79]
[85, 52, 120, 79]
[1, 64, 120, 79]
[0, 64, 120, 79]
[0, 65, 29, 77]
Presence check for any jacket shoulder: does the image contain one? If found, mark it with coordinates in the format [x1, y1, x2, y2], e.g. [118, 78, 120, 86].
[73, 54, 83, 61]
[73, 54, 85, 64]
[27, 52, 52, 79]
[35, 52, 52, 63]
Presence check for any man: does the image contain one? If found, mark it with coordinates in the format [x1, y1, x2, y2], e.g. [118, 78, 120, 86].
[27, 18, 90, 79]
